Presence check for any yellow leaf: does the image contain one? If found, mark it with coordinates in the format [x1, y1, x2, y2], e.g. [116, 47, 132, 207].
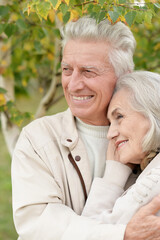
[17, 65, 26, 71]
[57, 12, 63, 22]
[47, 52, 54, 60]
[1, 45, 9, 52]
[1, 60, 7, 67]
[154, 43, 160, 51]
[70, 9, 79, 22]
[0, 93, 6, 106]
[11, 13, 18, 21]
[54, 0, 61, 10]
[65, 0, 70, 5]
[22, 79, 27, 87]
[107, 13, 112, 23]
[39, 87, 44, 93]
[24, 42, 32, 51]
[119, 16, 126, 23]
[32, 68, 37, 74]
[27, 4, 31, 16]
[17, 119, 23, 127]
[136, 52, 143, 57]
[48, 9, 55, 23]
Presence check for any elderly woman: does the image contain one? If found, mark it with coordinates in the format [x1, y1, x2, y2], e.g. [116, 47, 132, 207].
[82, 70, 160, 224]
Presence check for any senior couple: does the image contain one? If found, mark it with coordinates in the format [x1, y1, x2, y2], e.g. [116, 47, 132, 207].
[12, 16, 160, 240]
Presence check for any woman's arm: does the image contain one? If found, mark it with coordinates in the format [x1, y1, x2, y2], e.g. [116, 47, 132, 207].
[82, 160, 132, 221]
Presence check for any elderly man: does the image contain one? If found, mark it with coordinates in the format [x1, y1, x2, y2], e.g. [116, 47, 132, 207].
[12, 16, 160, 240]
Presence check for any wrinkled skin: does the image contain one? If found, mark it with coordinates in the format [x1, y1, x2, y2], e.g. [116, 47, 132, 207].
[125, 195, 160, 240]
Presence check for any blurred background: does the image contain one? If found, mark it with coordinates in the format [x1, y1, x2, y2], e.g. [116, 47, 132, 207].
[0, 0, 160, 239]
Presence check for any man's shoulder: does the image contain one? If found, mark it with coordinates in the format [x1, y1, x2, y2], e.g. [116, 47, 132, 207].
[24, 109, 69, 132]
[21, 109, 73, 148]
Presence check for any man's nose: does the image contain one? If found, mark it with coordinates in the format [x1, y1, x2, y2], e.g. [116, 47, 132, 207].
[68, 70, 84, 91]
[107, 124, 119, 140]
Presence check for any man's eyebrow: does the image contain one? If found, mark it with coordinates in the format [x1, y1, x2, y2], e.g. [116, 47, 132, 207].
[61, 62, 70, 67]
[81, 65, 101, 72]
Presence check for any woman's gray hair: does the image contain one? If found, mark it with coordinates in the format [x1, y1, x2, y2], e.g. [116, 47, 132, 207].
[61, 16, 136, 78]
[115, 71, 160, 153]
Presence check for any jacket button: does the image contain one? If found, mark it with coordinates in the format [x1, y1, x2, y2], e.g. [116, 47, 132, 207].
[75, 155, 81, 161]
[67, 139, 72, 142]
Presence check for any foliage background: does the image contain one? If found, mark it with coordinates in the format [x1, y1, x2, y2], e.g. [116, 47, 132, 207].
[0, 0, 160, 239]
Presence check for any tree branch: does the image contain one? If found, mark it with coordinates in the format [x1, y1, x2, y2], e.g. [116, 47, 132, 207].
[35, 17, 62, 119]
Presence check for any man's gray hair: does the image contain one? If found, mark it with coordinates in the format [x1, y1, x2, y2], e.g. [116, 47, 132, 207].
[61, 16, 136, 78]
[115, 71, 160, 152]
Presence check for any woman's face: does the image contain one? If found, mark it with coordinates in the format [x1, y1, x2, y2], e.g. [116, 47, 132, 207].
[107, 88, 150, 165]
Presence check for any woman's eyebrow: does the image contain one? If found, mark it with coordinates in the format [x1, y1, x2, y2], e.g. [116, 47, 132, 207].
[107, 108, 120, 119]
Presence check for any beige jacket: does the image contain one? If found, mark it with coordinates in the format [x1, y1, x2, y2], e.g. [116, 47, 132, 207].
[12, 108, 126, 240]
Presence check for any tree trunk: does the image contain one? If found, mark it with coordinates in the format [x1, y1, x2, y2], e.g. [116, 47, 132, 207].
[0, 0, 20, 156]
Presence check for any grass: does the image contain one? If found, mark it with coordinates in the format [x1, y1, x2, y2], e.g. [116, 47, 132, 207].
[0, 133, 18, 240]
[0, 87, 68, 239]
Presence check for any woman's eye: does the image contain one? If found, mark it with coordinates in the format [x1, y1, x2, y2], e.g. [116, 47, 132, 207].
[116, 114, 123, 120]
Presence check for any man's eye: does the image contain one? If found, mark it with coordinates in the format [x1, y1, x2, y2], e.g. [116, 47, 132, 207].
[62, 68, 72, 76]
[84, 70, 97, 78]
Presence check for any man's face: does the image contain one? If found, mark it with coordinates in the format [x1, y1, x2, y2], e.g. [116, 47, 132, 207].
[61, 40, 117, 126]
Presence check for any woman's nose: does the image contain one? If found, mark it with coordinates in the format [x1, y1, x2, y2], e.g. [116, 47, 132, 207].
[107, 124, 119, 140]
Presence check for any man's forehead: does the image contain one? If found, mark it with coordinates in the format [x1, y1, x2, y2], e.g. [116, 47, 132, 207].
[63, 39, 109, 56]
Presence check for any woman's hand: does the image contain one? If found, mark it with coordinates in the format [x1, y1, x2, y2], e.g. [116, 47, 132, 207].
[106, 140, 119, 161]
[107, 140, 135, 170]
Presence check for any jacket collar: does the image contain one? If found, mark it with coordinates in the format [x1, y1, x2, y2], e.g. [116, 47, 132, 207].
[61, 108, 79, 150]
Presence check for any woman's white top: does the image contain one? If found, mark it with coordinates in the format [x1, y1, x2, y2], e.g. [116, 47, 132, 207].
[82, 154, 160, 224]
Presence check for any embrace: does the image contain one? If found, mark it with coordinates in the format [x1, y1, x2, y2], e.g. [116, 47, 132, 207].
[12, 16, 160, 240]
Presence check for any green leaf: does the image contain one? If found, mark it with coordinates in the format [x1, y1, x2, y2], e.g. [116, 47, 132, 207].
[56, 62, 61, 72]
[0, 88, 7, 94]
[0, 6, 10, 17]
[16, 19, 28, 30]
[34, 41, 42, 52]
[53, 28, 60, 37]
[108, 11, 119, 23]
[49, 0, 58, 8]
[144, 11, 152, 24]
[36, 2, 51, 20]
[90, 12, 98, 20]
[0, 23, 6, 34]
[63, 11, 70, 24]
[125, 11, 137, 27]
[113, 6, 123, 15]
[154, 3, 160, 9]
[23, 112, 32, 119]
[135, 11, 144, 24]
[97, 11, 106, 22]
[87, 4, 94, 14]
[4, 24, 17, 38]
[99, 0, 106, 7]
[60, 3, 69, 15]
[37, 28, 46, 39]
[6, 101, 14, 109]
[119, 0, 126, 3]
[33, 0, 39, 3]
[93, 5, 101, 13]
